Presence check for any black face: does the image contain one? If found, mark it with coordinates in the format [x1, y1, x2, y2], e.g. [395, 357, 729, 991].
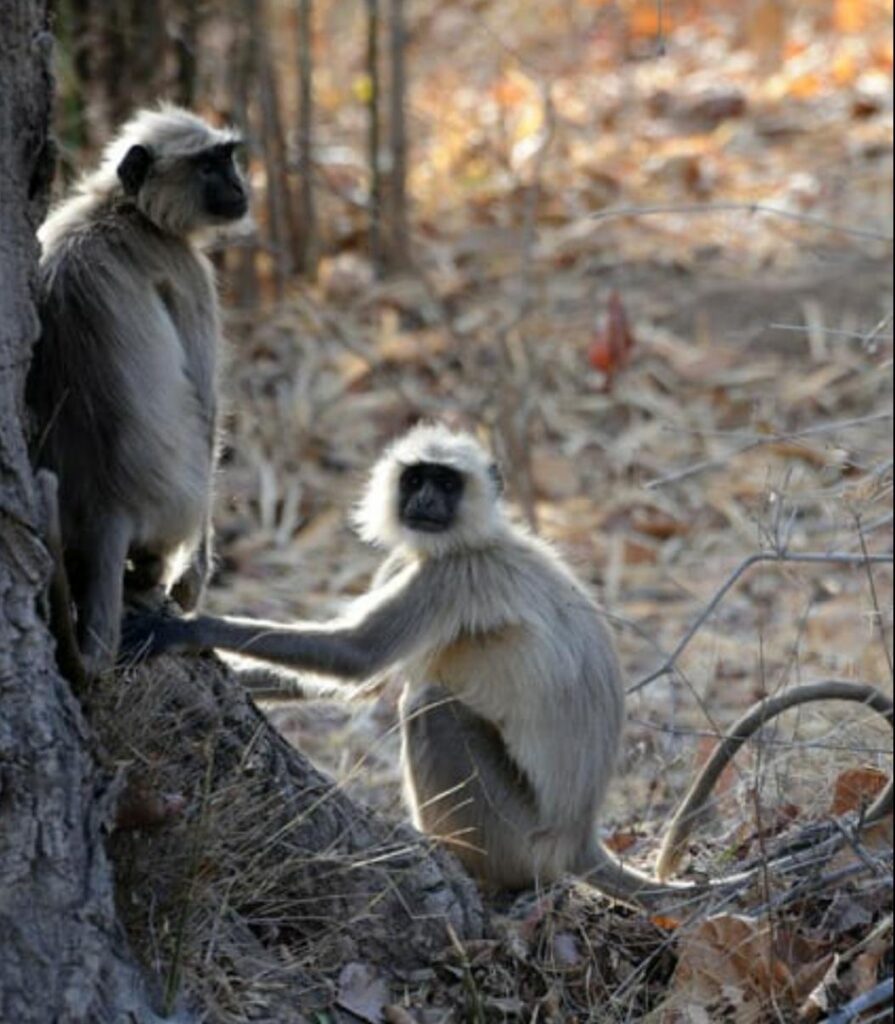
[399, 463, 465, 534]
[195, 143, 248, 220]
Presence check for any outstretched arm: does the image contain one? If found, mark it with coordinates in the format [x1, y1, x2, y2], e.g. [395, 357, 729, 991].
[126, 565, 446, 682]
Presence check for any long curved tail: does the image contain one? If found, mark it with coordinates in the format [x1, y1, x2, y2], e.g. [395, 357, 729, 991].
[582, 681, 894, 912]
[580, 843, 729, 913]
[655, 682, 893, 881]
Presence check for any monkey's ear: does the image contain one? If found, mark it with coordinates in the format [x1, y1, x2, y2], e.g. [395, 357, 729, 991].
[117, 145, 153, 196]
[489, 463, 505, 496]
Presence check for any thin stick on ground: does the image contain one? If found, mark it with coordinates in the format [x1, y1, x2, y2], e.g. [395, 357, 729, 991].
[856, 512, 895, 680]
[825, 978, 894, 1024]
[749, 858, 892, 918]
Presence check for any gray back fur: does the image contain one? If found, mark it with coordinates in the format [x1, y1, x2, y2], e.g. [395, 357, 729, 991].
[28, 105, 244, 662]
[32, 205, 218, 548]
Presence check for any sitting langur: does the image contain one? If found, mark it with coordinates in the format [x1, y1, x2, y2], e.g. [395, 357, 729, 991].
[128, 425, 894, 907]
[28, 105, 248, 674]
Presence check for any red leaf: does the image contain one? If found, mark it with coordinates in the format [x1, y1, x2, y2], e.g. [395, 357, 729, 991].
[587, 290, 636, 385]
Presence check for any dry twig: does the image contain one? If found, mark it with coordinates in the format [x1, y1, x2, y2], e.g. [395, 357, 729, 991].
[825, 977, 894, 1024]
[631, 551, 895, 694]
[587, 202, 895, 244]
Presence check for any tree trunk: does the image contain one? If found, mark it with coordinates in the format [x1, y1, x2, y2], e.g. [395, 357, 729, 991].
[229, 0, 260, 309]
[297, 0, 318, 279]
[103, 657, 485, 1020]
[174, 0, 201, 108]
[366, 0, 384, 277]
[0, 5, 163, 1022]
[385, 0, 411, 272]
[251, 0, 298, 300]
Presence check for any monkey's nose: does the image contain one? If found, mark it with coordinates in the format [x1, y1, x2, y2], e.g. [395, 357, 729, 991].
[221, 191, 249, 218]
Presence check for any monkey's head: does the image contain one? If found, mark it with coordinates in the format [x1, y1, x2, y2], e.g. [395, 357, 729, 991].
[356, 424, 506, 557]
[103, 105, 248, 236]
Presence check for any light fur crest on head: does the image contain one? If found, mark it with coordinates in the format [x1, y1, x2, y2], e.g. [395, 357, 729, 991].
[99, 104, 241, 177]
[41, 104, 242, 244]
[355, 423, 504, 556]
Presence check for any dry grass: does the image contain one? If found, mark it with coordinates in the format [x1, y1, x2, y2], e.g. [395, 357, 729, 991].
[94, 657, 482, 1024]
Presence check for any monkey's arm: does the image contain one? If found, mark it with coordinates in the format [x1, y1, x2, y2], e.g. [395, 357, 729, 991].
[127, 567, 447, 682]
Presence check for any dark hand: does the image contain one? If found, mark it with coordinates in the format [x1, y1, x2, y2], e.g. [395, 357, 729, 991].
[120, 608, 190, 661]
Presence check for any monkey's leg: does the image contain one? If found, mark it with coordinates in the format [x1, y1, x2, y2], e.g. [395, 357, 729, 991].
[401, 684, 551, 891]
[127, 549, 166, 594]
[170, 518, 214, 612]
[34, 470, 88, 692]
[78, 512, 133, 674]
[125, 548, 177, 618]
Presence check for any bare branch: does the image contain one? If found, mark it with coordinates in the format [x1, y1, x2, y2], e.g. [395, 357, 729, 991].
[654, 681, 894, 881]
[768, 322, 894, 342]
[825, 978, 894, 1024]
[587, 201, 894, 243]
[864, 312, 895, 353]
[856, 513, 895, 679]
[630, 551, 895, 694]
[750, 858, 891, 918]
[648, 412, 893, 490]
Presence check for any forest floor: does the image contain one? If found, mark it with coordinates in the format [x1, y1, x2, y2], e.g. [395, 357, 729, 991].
[137, 8, 894, 1021]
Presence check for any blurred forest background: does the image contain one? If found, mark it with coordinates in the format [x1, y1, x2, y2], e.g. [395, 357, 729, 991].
[51, 1, 893, 1019]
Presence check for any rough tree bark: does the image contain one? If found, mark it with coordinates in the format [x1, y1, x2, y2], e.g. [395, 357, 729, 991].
[0, 4, 164, 1022]
[250, 0, 298, 299]
[385, 0, 411, 272]
[104, 657, 485, 1021]
[1, 9, 483, 1021]
[297, 0, 318, 279]
[366, 0, 384, 277]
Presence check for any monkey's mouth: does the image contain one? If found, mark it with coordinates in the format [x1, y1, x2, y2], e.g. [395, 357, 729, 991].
[405, 515, 450, 534]
[213, 195, 249, 220]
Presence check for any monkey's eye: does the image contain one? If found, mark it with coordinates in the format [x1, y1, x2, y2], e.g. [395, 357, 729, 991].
[403, 468, 423, 491]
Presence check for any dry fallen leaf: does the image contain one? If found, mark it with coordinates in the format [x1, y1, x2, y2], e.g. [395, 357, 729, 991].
[629, 506, 690, 540]
[384, 1007, 419, 1024]
[531, 448, 581, 500]
[588, 289, 636, 386]
[604, 829, 641, 855]
[115, 783, 187, 832]
[337, 962, 389, 1024]
[551, 932, 581, 968]
[830, 766, 889, 816]
[666, 914, 837, 1024]
[798, 954, 839, 1022]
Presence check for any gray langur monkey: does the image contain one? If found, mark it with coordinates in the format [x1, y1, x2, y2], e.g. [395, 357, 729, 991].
[125, 424, 894, 909]
[28, 105, 249, 675]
